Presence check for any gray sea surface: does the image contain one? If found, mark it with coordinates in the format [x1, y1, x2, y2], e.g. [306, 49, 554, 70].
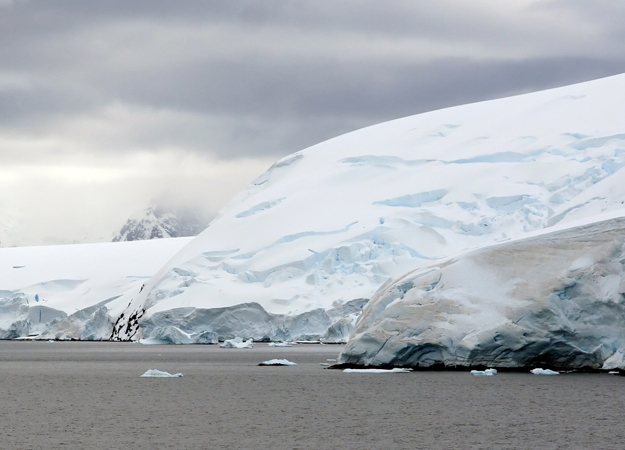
[0, 341, 624, 449]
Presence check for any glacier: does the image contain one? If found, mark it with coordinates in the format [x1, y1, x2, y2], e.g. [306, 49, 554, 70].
[338, 216, 625, 370]
[2, 73, 625, 364]
[0, 238, 191, 340]
[109, 73, 625, 353]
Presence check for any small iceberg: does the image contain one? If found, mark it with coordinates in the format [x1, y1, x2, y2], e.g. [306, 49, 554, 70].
[608, 371, 620, 375]
[220, 337, 254, 349]
[259, 359, 297, 366]
[140, 369, 183, 378]
[471, 368, 497, 376]
[268, 342, 292, 347]
[530, 368, 559, 375]
[343, 368, 412, 373]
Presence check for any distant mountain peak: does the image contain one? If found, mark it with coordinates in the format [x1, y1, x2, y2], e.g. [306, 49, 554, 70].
[112, 206, 206, 242]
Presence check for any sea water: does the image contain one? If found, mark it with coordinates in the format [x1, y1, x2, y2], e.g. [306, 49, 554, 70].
[0, 341, 623, 449]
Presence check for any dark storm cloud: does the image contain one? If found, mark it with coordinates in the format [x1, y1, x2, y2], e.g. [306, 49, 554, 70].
[8, 54, 623, 160]
[0, 1, 518, 38]
[0, 0, 624, 160]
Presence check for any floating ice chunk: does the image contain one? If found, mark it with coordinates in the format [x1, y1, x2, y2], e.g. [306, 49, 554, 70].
[471, 368, 497, 376]
[530, 368, 559, 375]
[140, 369, 183, 378]
[220, 337, 254, 348]
[268, 342, 292, 347]
[320, 363, 330, 366]
[259, 359, 297, 366]
[343, 368, 412, 373]
[609, 371, 620, 375]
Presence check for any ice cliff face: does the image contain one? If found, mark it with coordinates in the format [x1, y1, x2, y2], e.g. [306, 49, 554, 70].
[113, 206, 205, 242]
[339, 216, 625, 370]
[0, 238, 191, 340]
[112, 74, 625, 346]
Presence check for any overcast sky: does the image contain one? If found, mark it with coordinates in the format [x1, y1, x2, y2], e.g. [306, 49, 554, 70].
[1, 0, 625, 246]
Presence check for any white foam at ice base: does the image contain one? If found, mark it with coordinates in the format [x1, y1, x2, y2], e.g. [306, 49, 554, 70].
[530, 368, 559, 375]
[219, 337, 254, 348]
[140, 369, 183, 378]
[268, 342, 292, 347]
[471, 369, 497, 376]
[259, 359, 297, 366]
[343, 368, 412, 373]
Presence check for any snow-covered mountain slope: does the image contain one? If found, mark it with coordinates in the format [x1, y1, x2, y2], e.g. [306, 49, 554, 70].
[338, 215, 625, 370]
[0, 238, 191, 339]
[112, 73, 625, 343]
[113, 206, 205, 242]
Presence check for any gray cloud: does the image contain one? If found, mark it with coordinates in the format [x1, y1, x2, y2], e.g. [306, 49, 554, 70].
[1, 1, 625, 245]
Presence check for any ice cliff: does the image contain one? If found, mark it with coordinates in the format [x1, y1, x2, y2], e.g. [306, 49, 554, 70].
[111, 73, 625, 349]
[339, 216, 625, 370]
[0, 238, 191, 340]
